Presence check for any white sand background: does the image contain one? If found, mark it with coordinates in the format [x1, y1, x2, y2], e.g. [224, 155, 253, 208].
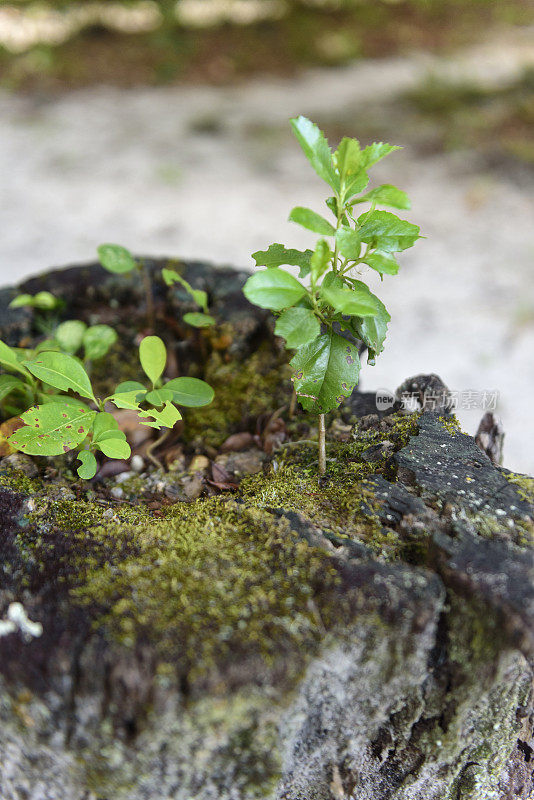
[2, 28, 534, 473]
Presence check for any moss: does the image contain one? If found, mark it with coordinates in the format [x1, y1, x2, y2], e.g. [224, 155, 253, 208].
[506, 471, 534, 504]
[0, 464, 41, 495]
[184, 345, 290, 448]
[66, 498, 343, 684]
[438, 414, 462, 435]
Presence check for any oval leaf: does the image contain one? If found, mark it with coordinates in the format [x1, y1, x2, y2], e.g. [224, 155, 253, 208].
[363, 251, 399, 276]
[335, 227, 361, 260]
[164, 377, 215, 407]
[0, 340, 30, 376]
[183, 312, 215, 328]
[275, 308, 320, 349]
[83, 324, 118, 361]
[243, 268, 306, 311]
[357, 210, 419, 253]
[290, 116, 340, 192]
[289, 207, 335, 236]
[97, 437, 131, 459]
[139, 335, 167, 387]
[77, 450, 97, 480]
[55, 320, 87, 354]
[25, 352, 95, 401]
[9, 402, 96, 456]
[321, 285, 378, 317]
[290, 332, 360, 415]
[97, 244, 137, 274]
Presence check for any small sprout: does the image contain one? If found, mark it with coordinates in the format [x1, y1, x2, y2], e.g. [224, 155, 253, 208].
[98, 243, 154, 328]
[244, 116, 420, 475]
[9, 291, 61, 311]
[162, 267, 215, 328]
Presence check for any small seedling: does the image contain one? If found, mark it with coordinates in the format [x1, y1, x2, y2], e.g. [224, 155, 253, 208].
[162, 267, 215, 328]
[98, 244, 155, 328]
[9, 292, 61, 312]
[5, 336, 214, 479]
[244, 116, 420, 474]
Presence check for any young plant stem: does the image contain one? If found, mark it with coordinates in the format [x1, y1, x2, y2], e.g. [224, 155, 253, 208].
[146, 428, 171, 471]
[318, 414, 326, 475]
[140, 263, 155, 330]
[289, 388, 297, 419]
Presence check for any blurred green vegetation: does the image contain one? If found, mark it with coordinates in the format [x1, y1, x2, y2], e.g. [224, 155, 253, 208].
[1, 0, 532, 90]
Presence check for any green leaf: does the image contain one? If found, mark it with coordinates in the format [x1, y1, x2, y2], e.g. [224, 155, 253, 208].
[139, 335, 166, 387]
[0, 340, 30, 376]
[335, 226, 361, 260]
[145, 388, 174, 405]
[9, 402, 96, 456]
[77, 450, 97, 479]
[97, 244, 137, 274]
[0, 374, 26, 401]
[83, 324, 118, 361]
[8, 294, 33, 309]
[92, 411, 120, 441]
[344, 170, 369, 199]
[321, 273, 344, 292]
[360, 143, 400, 168]
[114, 381, 147, 398]
[288, 207, 335, 236]
[33, 291, 60, 311]
[55, 320, 87, 354]
[363, 251, 399, 276]
[25, 352, 96, 401]
[353, 184, 411, 210]
[183, 312, 215, 328]
[334, 137, 361, 180]
[251, 244, 314, 278]
[351, 296, 390, 362]
[162, 269, 208, 312]
[321, 284, 378, 317]
[310, 239, 331, 281]
[243, 268, 306, 311]
[108, 390, 144, 411]
[163, 377, 214, 407]
[274, 308, 320, 349]
[138, 402, 182, 429]
[357, 210, 420, 252]
[290, 116, 340, 192]
[97, 437, 131, 459]
[290, 332, 360, 415]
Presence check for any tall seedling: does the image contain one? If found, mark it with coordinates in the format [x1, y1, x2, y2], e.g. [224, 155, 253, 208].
[244, 116, 420, 474]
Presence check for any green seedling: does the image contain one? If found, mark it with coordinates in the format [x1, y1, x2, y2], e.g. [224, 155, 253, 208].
[6, 336, 214, 479]
[243, 116, 420, 475]
[9, 291, 64, 336]
[0, 322, 117, 417]
[162, 267, 215, 328]
[98, 244, 155, 328]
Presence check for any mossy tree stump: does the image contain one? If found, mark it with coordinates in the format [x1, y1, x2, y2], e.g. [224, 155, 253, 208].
[0, 262, 533, 800]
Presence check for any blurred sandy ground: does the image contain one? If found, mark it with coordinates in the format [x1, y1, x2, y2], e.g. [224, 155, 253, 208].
[1, 23, 534, 472]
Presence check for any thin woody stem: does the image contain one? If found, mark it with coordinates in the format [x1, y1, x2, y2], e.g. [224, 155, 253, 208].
[318, 414, 326, 475]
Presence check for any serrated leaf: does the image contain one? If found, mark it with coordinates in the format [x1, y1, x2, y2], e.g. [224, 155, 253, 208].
[145, 388, 174, 405]
[108, 390, 144, 411]
[363, 251, 399, 275]
[357, 210, 420, 252]
[354, 184, 410, 210]
[321, 284, 378, 317]
[290, 332, 360, 415]
[183, 312, 215, 328]
[98, 243, 137, 274]
[77, 450, 97, 479]
[243, 268, 306, 311]
[290, 116, 339, 192]
[335, 226, 361, 260]
[83, 325, 118, 361]
[55, 320, 87, 354]
[360, 143, 400, 169]
[25, 352, 95, 401]
[351, 296, 390, 361]
[9, 402, 96, 456]
[251, 244, 314, 279]
[274, 308, 320, 349]
[97, 437, 131, 459]
[163, 377, 214, 407]
[344, 170, 369, 199]
[0, 374, 26, 401]
[139, 335, 166, 387]
[138, 402, 182, 429]
[0, 340, 30, 376]
[289, 206, 335, 236]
